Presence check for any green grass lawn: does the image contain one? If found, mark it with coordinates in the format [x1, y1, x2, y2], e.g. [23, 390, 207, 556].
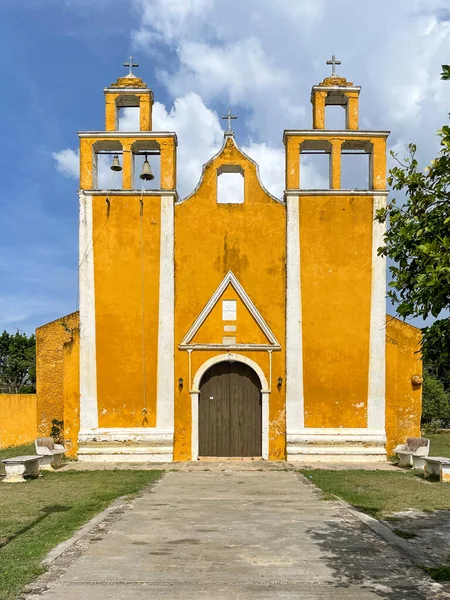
[301, 469, 450, 519]
[0, 465, 161, 600]
[428, 433, 450, 456]
[0, 443, 36, 475]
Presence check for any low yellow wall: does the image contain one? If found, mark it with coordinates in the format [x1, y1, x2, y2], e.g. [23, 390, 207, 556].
[36, 312, 79, 437]
[385, 316, 422, 455]
[0, 394, 37, 449]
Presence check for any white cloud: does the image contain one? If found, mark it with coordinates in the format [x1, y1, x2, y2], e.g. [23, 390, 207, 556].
[54, 1, 450, 201]
[153, 93, 223, 196]
[132, 0, 214, 48]
[52, 148, 79, 178]
[163, 38, 289, 105]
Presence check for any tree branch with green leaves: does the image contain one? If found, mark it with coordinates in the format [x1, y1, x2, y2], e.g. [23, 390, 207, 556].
[376, 66, 450, 368]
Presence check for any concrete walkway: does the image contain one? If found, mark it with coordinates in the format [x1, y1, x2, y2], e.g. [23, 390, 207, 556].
[29, 471, 447, 599]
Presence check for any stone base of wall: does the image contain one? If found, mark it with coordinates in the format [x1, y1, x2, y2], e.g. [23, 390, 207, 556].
[77, 428, 174, 462]
[286, 428, 387, 462]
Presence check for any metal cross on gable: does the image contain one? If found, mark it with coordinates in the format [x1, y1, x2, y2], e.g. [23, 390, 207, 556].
[326, 54, 341, 77]
[123, 56, 139, 76]
[222, 109, 238, 132]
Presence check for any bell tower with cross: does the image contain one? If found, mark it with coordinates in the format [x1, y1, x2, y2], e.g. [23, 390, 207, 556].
[283, 57, 390, 461]
[76, 59, 178, 461]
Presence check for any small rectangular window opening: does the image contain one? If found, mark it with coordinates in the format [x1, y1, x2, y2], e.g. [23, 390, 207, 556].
[118, 107, 140, 131]
[325, 105, 346, 130]
[217, 171, 244, 204]
[222, 300, 237, 321]
[341, 150, 370, 190]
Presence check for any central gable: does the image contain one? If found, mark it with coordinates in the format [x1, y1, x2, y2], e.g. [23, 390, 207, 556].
[178, 132, 282, 206]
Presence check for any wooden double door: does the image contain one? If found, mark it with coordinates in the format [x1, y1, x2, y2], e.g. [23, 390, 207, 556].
[199, 361, 262, 457]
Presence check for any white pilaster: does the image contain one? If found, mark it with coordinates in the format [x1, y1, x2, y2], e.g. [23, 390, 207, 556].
[79, 192, 98, 430]
[156, 194, 175, 429]
[367, 195, 387, 429]
[286, 194, 304, 432]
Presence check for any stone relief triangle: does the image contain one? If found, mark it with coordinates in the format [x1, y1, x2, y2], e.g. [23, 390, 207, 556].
[180, 271, 280, 348]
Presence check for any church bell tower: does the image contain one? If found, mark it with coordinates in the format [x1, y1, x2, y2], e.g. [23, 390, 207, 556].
[77, 59, 177, 461]
[284, 57, 389, 461]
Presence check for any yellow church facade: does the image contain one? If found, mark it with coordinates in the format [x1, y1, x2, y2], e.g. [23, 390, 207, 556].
[35, 64, 423, 462]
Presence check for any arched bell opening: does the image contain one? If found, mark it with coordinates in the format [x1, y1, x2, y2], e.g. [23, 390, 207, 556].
[132, 140, 161, 190]
[341, 140, 373, 190]
[299, 140, 332, 190]
[92, 140, 124, 190]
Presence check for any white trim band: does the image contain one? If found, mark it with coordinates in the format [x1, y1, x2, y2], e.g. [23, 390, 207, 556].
[286, 194, 304, 431]
[78, 193, 98, 430]
[367, 195, 387, 430]
[156, 194, 175, 429]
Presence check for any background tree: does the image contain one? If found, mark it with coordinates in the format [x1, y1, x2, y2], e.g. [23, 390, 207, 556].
[376, 65, 450, 371]
[0, 331, 36, 394]
[422, 367, 450, 423]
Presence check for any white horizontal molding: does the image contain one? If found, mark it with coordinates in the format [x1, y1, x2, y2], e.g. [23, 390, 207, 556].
[287, 428, 387, 444]
[284, 190, 389, 197]
[283, 129, 390, 141]
[78, 131, 178, 142]
[311, 85, 361, 93]
[80, 189, 178, 197]
[180, 344, 281, 351]
[288, 446, 386, 456]
[104, 88, 153, 94]
[78, 427, 174, 443]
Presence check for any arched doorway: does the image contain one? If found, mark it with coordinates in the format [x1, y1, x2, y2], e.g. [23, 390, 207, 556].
[198, 361, 262, 457]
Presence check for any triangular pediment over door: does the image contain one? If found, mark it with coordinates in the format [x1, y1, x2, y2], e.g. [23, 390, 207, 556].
[179, 271, 280, 350]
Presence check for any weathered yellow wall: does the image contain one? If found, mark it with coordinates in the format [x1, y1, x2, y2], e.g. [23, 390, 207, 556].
[63, 329, 80, 459]
[385, 316, 422, 455]
[0, 394, 37, 449]
[174, 137, 286, 460]
[36, 312, 80, 437]
[92, 195, 161, 428]
[301, 195, 373, 428]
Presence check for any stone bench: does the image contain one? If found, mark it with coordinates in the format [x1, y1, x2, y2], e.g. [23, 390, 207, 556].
[424, 457, 450, 482]
[394, 437, 430, 467]
[35, 438, 66, 470]
[2, 455, 43, 483]
[411, 454, 427, 469]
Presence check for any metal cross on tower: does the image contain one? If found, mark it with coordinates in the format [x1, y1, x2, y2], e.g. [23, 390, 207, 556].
[123, 56, 139, 76]
[222, 109, 238, 132]
[326, 55, 341, 77]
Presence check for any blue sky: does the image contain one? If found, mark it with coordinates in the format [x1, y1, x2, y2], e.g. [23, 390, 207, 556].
[0, 0, 449, 334]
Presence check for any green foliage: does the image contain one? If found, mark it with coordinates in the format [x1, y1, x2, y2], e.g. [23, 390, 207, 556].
[0, 331, 36, 394]
[422, 368, 450, 421]
[50, 419, 64, 444]
[376, 73, 450, 364]
[441, 65, 450, 81]
[423, 565, 450, 581]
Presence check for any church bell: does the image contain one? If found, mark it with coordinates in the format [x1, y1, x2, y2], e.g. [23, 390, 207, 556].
[110, 154, 122, 172]
[139, 154, 154, 181]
